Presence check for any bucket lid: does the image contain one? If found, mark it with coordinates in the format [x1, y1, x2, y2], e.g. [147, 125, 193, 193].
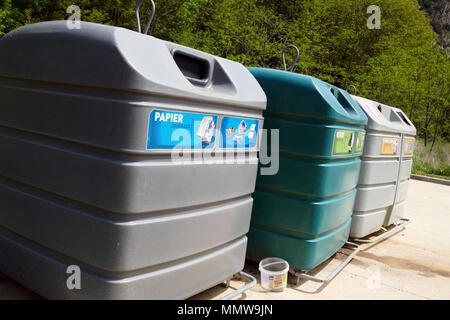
[259, 257, 290, 274]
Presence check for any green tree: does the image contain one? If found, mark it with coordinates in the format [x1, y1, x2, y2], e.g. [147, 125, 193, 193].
[0, 0, 449, 142]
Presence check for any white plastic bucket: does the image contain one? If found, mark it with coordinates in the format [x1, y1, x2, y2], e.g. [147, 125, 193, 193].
[259, 257, 289, 291]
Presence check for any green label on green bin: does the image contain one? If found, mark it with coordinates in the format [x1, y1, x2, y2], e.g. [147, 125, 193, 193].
[355, 132, 365, 153]
[333, 130, 354, 155]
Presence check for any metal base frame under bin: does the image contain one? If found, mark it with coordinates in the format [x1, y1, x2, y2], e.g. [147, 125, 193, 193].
[291, 220, 410, 284]
[220, 272, 257, 300]
[351, 219, 411, 244]
[292, 241, 360, 284]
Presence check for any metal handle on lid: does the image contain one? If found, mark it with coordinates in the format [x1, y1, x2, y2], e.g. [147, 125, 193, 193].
[136, 0, 155, 35]
[282, 45, 300, 72]
[346, 85, 358, 95]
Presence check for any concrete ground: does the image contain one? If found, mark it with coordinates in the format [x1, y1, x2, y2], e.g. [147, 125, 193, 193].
[1, 179, 449, 300]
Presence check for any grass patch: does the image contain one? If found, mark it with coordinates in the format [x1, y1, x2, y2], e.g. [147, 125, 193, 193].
[412, 138, 450, 179]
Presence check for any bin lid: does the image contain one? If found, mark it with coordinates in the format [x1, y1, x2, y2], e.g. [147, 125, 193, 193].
[389, 106, 417, 136]
[0, 21, 266, 111]
[248, 67, 368, 126]
[352, 95, 416, 135]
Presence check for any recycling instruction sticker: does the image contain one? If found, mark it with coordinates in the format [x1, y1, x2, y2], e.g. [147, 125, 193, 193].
[146, 110, 260, 150]
[404, 139, 415, 155]
[333, 130, 355, 155]
[220, 116, 259, 149]
[380, 138, 400, 155]
[147, 110, 218, 150]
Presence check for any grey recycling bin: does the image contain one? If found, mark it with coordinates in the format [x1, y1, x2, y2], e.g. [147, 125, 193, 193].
[0, 21, 266, 299]
[350, 95, 416, 238]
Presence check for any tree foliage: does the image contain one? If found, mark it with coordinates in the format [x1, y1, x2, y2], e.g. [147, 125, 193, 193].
[1, 0, 449, 143]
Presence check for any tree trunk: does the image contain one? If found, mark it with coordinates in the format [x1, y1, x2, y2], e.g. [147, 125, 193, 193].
[430, 122, 439, 152]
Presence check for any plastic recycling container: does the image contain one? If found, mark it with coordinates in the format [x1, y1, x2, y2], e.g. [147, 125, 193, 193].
[350, 95, 416, 238]
[0, 21, 266, 299]
[259, 257, 289, 292]
[246, 68, 368, 271]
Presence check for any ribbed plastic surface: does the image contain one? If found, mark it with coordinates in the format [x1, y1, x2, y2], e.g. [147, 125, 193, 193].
[351, 96, 416, 238]
[247, 68, 367, 270]
[0, 21, 266, 299]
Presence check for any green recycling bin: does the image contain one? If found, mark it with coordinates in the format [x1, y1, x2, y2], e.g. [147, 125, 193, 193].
[247, 67, 368, 271]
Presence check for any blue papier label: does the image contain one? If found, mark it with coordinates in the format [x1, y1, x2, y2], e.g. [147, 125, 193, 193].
[220, 116, 259, 149]
[147, 110, 218, 150]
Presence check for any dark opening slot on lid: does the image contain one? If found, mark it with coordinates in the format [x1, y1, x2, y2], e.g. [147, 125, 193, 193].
[397, 112, 411, 126]
[330, 87, 337, 96]
[378, 105, 382, 112]
[330, 87, 356, 115]
[173, 51, 210, 86]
